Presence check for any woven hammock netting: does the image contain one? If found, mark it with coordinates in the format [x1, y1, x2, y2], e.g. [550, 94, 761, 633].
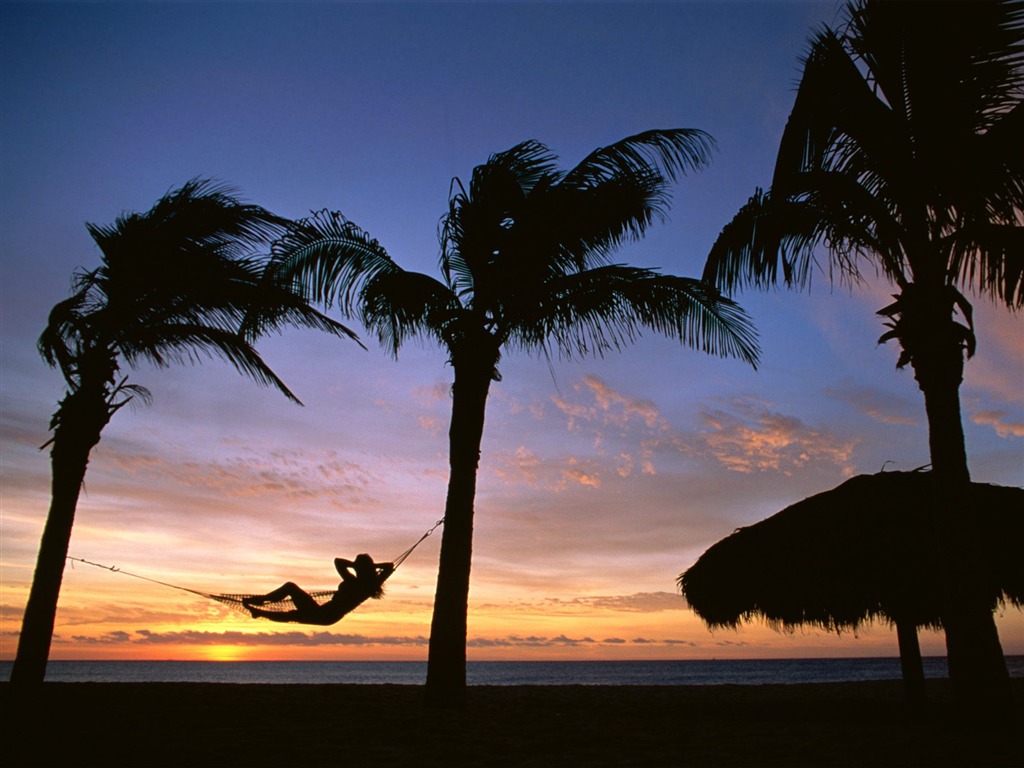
[209, 589, 371, 616]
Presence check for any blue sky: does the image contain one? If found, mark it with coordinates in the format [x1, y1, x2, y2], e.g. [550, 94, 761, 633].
[1, 1, 1021, 662]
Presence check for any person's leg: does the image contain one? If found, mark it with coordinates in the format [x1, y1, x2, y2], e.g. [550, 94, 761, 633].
[245, 582, 320, 613]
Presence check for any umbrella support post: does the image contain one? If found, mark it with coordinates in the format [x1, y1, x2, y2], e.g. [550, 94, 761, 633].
[896, 619, 926, 708]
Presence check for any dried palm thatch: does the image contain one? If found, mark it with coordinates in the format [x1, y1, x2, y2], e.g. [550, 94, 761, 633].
[679, 471, 1023, 634]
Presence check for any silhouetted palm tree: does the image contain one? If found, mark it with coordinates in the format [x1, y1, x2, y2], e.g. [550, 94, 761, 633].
[271, 130, 760, 706]
[703, 0, 1022, 718]
[11, 180, 358, 685]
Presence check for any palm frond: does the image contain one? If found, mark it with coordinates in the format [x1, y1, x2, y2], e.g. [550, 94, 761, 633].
[948, 223, 1024, 308]
[269, 210, 399, 314]
[704, 189, 827, 293]
[442, 133, 704, 316]
[359, 270, 461, 357]
[478, 140, 560, 195]
[117, 323, 302, 404]
[562, 129, 715, 189]
[87, 178, 286, 265]
[506, 265, 759, 367]
[239, 265, 364, 348]
[38, 291, 91, 383]
[774, 28, 903, 196]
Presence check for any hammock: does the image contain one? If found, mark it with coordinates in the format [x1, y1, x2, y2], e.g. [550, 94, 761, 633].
[67, 518, 444, 623]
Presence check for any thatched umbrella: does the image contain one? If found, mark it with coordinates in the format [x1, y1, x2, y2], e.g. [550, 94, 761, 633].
[678, 471, 1023, 703]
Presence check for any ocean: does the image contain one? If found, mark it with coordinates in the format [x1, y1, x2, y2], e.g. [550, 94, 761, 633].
[3, 656, 1023, 685]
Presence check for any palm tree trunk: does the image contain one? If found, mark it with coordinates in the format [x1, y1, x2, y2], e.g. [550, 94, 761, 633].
[913, 334, 1012, 721]
[424, 361, 492, 708]
[10, 394, 107, 685]
[895, 619, 926, 708]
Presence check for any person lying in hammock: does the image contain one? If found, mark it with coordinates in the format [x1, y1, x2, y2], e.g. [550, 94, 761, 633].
[242, 554, 394, 626]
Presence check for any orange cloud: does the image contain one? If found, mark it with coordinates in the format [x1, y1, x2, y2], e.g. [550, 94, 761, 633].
[560, 458, 601, 489]
[545, 592, 685, 613]
[826, 383, 918, 426]
[491, 447, 602, 491]
[580, 375, 662, 429]
[551, 375, 666, 432]
[699, 399, 857, 475]
[970, 410, 1024, 439]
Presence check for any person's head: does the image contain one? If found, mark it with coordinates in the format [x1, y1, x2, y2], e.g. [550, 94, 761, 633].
[354, 553, 385, 597]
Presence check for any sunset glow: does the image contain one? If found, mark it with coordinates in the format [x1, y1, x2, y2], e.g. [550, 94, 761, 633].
[1, 2, 1021, 667]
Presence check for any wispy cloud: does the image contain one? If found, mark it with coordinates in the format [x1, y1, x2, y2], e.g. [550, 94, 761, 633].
[697, 398, 857, 475]
[543, 592, 685, 613]
[826, 382, 918, 426]
[970, 410, 1024, 439]
[552, 374, 667, 433]
[468, 635, 597, 648]
[70, 629, 430, 647]
[546, 377, 856, 479]
[59, 628, 695, 650]
[93, 441, 380, 505]
[491, 446, 603, 490]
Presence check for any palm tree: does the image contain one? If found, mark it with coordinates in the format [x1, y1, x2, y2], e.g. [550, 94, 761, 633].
[11, 179, 358, 685]
[703, 0, 1022, 718]
[270, 130, 761, 707]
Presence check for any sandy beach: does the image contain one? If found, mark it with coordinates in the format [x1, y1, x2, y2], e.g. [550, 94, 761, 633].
[3, 679, 1021, 767]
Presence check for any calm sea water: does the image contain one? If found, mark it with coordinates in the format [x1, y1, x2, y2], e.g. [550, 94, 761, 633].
[3, 656, 1022, 685]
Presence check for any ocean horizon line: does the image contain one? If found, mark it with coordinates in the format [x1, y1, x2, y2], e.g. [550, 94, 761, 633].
[1, 654, 969, 663]
[5, 656, 1023, 686]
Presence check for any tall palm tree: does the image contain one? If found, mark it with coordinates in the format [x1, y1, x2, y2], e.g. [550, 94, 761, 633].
[270, 130, 761, 707]
[11, 179, 358, 685]
[703, 0, 1022, 718]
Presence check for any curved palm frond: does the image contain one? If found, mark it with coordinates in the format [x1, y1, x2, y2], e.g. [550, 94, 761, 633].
[239, 263, 364, 347]
[562, 129, 716, 189]
[948, 223, 1024, 308]
[115, 322, 303, 404]
[38, 290, 93, 384]
[359, 269, 462, 357]
[518, 169, 670, 271]
[774, 28, 910, 210]
[86, 178, 287, 266]
[704, 188, 838, 293]
[474, 139, 561, 196]
[270, 210, 399, 314]
[506, 265, 759, 367]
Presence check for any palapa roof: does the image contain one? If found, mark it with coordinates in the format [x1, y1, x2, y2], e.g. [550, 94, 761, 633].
[678, 471, 1023, 633]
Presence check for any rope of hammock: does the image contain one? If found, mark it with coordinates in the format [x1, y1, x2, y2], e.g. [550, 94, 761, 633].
[66, 517, 445, 616]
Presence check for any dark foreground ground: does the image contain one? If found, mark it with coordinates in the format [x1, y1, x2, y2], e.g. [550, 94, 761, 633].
[2, 679, 1022, 767]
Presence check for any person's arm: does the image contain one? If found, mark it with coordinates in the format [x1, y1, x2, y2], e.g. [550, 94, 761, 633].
[335, 558, 356, 581]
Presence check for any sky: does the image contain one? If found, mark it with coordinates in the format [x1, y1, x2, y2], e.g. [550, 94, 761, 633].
[1, 1, 1021, 665]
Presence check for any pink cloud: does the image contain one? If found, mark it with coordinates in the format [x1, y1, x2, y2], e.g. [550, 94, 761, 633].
[826, 383, 918, 426]
[560, 459, 601, 489]
[580, 375, 662, 429]
[970, 410, 1024, 439]
[551, 375, 666, 432]
[491, 448, 602, 491]
[698, 399, 857, 475]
